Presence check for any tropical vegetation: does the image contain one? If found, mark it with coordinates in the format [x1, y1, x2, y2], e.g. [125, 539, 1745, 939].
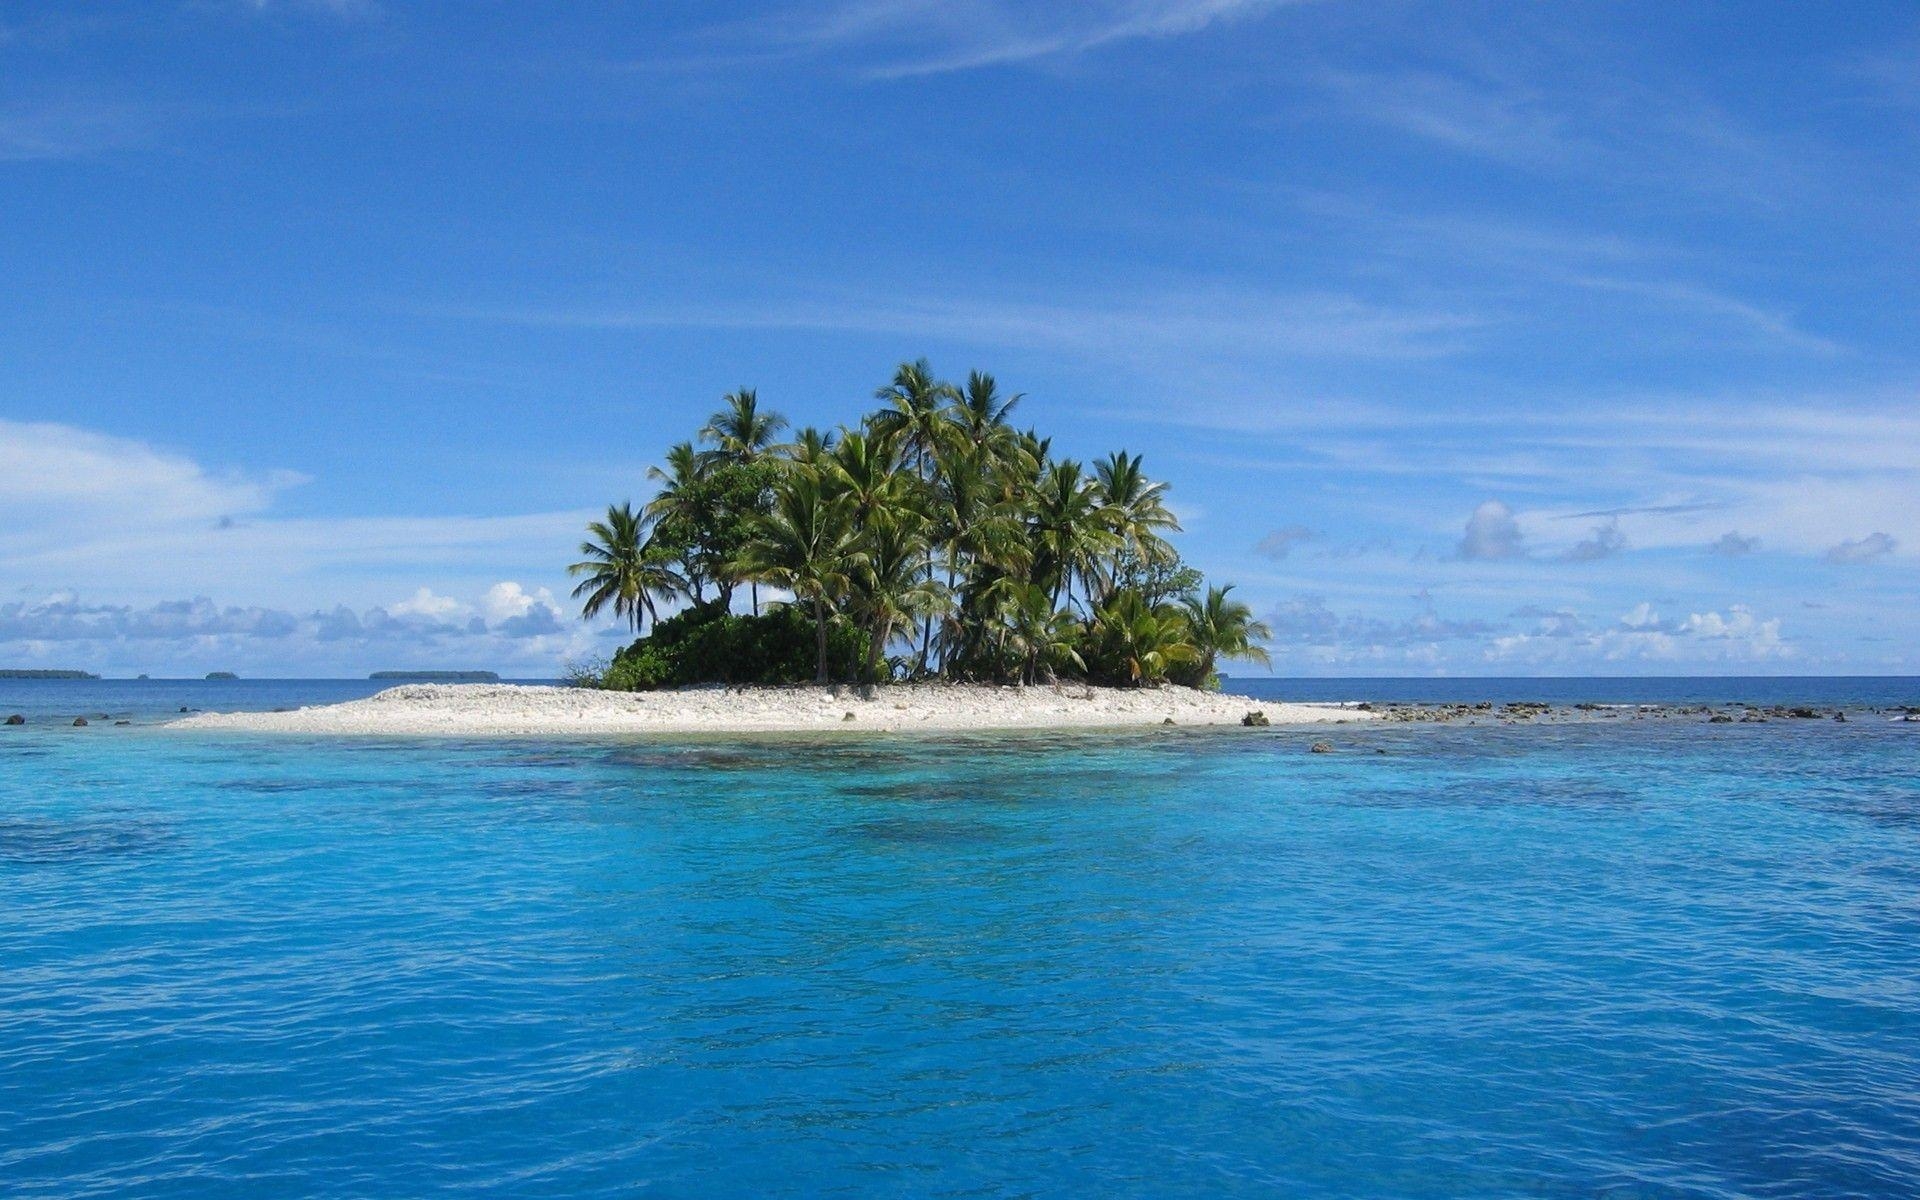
[568, 360, 1271, 689]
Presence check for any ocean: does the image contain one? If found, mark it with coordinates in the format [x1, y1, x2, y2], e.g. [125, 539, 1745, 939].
[3, 678, 1917, 1196]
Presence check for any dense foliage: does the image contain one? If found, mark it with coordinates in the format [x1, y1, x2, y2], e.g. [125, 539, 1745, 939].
[601, 602, 870, 690]
[568, 364, 1272, 689]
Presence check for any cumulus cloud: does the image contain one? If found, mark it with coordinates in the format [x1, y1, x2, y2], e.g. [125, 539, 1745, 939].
[1264, 594, 1497, 647]
[0, 584, 598, 673]
[1456, 499, 1523, 560]
[1253, 524, 1316, 560]
[1680, 605, 1781, 650]
[1824, 532, 1896, 564]
[1563, 519, 1626, 562]
[0, 595, 300, 642]
[1509, 604, 1583, 637]
[481, 582, 565, 637]
[391, 587, 469, 620]
[1709, 530, 1759, 556]
[1486, 600, 1791, 667]
[1618, 601, 1665, 631]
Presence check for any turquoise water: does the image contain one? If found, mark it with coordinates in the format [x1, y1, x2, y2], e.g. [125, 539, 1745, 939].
[4, 694, 1919, 1195]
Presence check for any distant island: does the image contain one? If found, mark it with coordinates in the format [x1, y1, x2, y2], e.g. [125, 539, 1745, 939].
[0, 669, 100, 680]
[370, 671, 501, 683]
[205, 671, 239, 681]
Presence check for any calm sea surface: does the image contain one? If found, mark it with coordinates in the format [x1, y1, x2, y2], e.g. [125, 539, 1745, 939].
[3, 679, 1918, 1196]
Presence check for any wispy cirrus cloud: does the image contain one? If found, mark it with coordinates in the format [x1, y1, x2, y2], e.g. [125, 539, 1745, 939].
[446, 284, 1480, 367]
[0, 419, 592, 610]
[0, 97, 163, 162]
[708, 0, 1309, 78]
[0, 418, 302, 522]
[1305, 28, 1804, 209]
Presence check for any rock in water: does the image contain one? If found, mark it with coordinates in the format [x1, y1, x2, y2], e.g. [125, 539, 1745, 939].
[72, 717, 89, 727]
[1242, 711, 1270, 727]
[1310, 741, 1333, 753]
[3, 714, 23, 725]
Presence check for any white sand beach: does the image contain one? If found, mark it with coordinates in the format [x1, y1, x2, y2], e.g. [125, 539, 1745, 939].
[171, 682, 1372, 736]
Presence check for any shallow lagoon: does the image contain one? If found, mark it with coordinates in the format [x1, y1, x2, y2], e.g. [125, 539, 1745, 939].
[3, 690, 1918, 1196]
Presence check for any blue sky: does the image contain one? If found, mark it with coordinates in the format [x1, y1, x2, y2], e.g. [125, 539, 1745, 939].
[2, 0, 1916, 677]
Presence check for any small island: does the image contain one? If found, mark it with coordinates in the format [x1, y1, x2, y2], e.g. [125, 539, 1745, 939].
[0, 669, 101, 679]
[177, 360, 1363, 736]
[205, 671, 239, 681]
[370, 671, 501, 683]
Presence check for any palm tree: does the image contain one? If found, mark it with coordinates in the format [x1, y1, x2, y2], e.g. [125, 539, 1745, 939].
[737, 472, 858, 682]
[645, 442, 710, 600]
[871, 358, 957, 479]
[1030, 460, 1118, 613]
[872, 360, 960, 670]
[849, 509, 948, 686]
[697, 390, 789, 614]
[929, 440, 1031, 676]
[1005, 582, 1083, 685]
[1092, 590, 1198, 686]
[700, 388, 788, 467]
[567, 503, 681, 634]
[783, 425, 837, 468]
[828, 429, 912, 525]
[1095, 452, 1179, 554]
[953, 371, 1022, 451]
[1181, 584, 1272, 683]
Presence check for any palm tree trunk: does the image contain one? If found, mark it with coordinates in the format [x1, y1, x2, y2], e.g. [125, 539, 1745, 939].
[941, 554, 959, 679]
[867, 617, 887, 686]
[812, 597, 829, 684]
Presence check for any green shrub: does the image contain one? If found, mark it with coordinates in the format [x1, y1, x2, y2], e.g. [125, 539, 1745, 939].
[606, 602, 868, 690]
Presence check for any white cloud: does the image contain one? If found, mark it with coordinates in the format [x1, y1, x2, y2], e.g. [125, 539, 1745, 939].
[741, 0, 1302, 78]
[1709, 530, 1758, 556]
[482, 582, 566, 637]
[1619, 601, 1661, 630]
[1824, 532, 1896, 565]
[0, 418, 300, 523]
[1254, 524, 1315, 560]
[1680, 605, 1782, 652]
[1484, 602, 1791, 668]
[392, 587, 468, 620]
[0, 585, 611, 675]
[1563, 519, 1625, 562]
[1457, 500, 1523, 561]
[454, 285, 1479, 367]
[0, 419, 591, 607]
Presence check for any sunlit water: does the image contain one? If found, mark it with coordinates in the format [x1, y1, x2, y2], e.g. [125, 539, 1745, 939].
[3, 681, 1918, 1196]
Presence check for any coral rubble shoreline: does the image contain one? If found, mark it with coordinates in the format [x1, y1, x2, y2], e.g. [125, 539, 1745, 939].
[168, 682, 1371, 736]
